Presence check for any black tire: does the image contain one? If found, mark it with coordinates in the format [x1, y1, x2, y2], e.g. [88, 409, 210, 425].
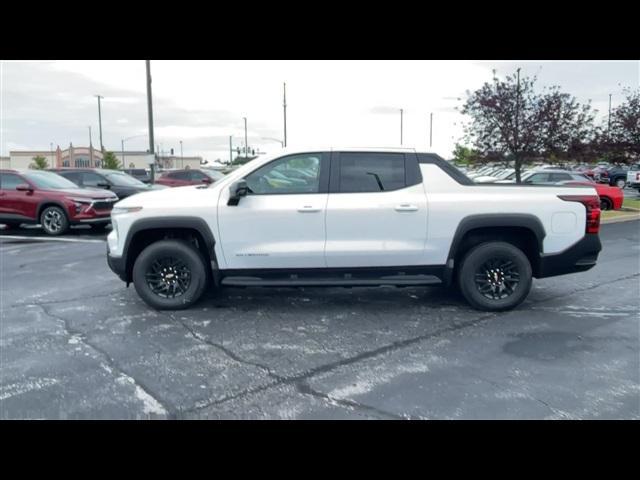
[600, 197, 613, 211]
[614, 178, 626, 189]
[457, 241, 532, 312]
[40, 206, 69, 235]
[132, 239, 208, 310]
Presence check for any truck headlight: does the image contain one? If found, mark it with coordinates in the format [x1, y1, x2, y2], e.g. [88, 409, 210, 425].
[111, 206, 143, 216]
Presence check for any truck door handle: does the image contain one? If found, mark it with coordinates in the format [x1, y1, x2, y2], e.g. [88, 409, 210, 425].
[298, 206, 321, 213]
[395, 204, 418, 212]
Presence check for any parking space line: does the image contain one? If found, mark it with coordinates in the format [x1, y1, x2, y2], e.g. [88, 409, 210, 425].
[0, 235, 105, 244]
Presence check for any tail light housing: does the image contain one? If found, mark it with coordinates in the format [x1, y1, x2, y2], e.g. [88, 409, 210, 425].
[558, 195, 601, 234]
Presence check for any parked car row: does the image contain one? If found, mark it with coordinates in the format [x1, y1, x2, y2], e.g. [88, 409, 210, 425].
[459, 164, 625, 211]
[0, 167, 228, 236]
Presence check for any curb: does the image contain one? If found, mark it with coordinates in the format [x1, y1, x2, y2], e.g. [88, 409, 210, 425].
[601, 213, 640, 225]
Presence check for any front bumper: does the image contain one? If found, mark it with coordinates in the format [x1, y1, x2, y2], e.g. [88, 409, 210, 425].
[77, 217, 111, 224]
[536, 234, 602, 278]
[107, 241, 127, 282]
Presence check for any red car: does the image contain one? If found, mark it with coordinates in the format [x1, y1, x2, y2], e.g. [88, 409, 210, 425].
[155, 168, 224, 187]
[558, 179, 624, 211]
[0, 169, 118, 235]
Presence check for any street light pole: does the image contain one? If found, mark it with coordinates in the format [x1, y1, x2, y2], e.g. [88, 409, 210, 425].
[429, 112, 433, 149]
[95, 95, 104, 152]
[180, 140, 183, 169]
[243, 117, 248, 158]
[608, 93, 612, 134]
[229, 135, 233, 164]
[283, 82, 287, 148]
[514, 67, 521, 183]
[145, 60, 156, 182]
[121, 134, 148, 169]
[400, 109, 403, 145]
[50, 142, 54, 168]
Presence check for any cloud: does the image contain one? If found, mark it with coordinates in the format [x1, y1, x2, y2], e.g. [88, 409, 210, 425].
[370, 106, 403, 115]
[2, 60, 638, 159]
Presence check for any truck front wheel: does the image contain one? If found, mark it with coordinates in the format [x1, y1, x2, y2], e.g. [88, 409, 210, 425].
[132, 240, 208, 310]
[457, 241, 532, 312]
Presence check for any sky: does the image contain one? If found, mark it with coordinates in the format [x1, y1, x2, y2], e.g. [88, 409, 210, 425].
[1, 60, 638, 162]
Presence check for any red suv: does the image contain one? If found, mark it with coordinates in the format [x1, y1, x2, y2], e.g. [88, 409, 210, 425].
[0, 169, 118, 235]
[155, 168, 224, 187]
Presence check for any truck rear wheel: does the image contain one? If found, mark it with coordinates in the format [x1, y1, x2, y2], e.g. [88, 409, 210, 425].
[132, 239, 208, 310]
[457, 241, 532, 312]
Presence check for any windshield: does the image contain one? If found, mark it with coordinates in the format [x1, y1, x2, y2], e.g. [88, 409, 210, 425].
[23, 170, 79, 189]
[104, 171, 147, 187]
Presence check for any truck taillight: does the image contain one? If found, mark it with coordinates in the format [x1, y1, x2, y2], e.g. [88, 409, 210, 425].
[636, 172, 640, 181]
[558, 195, 601, 234]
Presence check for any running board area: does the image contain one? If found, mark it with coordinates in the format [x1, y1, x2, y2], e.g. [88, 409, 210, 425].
[221, 274, 443, 287]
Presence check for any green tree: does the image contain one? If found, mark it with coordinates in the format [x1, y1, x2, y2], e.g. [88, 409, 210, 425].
[594, 88, 640, 163]
[102, 151, 121, 170]
[460, 70, 595, 182]
[30, 155, 48, 170]
[452, 143, 482, 166]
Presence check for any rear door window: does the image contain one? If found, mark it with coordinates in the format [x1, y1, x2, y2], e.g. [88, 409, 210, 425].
[524, 173, 550, 183]
[550, 172, 572, 182]
[82, 172, 106, 187]
[338, 152, 406, 193]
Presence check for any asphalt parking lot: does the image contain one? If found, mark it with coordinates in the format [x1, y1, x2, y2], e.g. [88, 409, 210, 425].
[1, 221, 639, 419]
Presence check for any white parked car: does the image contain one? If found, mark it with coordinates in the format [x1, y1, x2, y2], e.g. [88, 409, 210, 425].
[107, 147, 602, 312]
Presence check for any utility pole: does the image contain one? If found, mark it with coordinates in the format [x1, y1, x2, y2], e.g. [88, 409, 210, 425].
[514, 67, 521, 184]
[400, 109, 403, 145]
[608, 93, 612, 134]
[429, 112, 433, 149]
[94, 95, 104, 152]
[229, 136, 233, 164]
[243, 117, 248, 158]
[180, 140, 183, 169]
[283, 82, 287, 147]
[88, 126, 94, 167]
[145, 60, 156, 182]
[121, 139, 125, 168]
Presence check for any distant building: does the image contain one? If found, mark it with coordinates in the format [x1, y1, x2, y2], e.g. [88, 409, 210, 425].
[5, 145, 202, 171]
[8, 144, 103, 170]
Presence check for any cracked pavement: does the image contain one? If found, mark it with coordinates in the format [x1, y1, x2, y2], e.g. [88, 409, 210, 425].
[1, 221, 639, 419]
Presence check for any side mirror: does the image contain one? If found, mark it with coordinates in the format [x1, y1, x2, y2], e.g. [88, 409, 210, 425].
[16, 183, 33, 192]
[97, 182, 111, 189]
[202, 178, 212, 184]
[227, 179, 248, 206]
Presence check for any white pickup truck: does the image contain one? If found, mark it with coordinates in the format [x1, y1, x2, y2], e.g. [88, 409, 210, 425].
[627, 164, 640, 192]
[107, 147, 602, 312]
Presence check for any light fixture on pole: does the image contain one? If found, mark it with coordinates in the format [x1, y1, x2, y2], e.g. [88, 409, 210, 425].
[429, 112, 433, 149]
[262, 137, 284, 148]
[243, 117, 248, 158]
[121, 134, 147, 169]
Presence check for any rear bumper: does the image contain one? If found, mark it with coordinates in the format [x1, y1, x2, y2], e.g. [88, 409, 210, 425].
[536, 234, 602, 278]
